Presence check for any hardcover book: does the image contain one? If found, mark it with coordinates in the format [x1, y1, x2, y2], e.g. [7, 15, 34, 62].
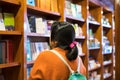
[3, 13, 15, 31]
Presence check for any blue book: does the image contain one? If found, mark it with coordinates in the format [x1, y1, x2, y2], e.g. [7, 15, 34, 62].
[26, 39, 32, 61]
[27, 0, 35, 6]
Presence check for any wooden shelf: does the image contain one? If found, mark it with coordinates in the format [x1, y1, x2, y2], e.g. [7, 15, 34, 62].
[103, 52, 112, 55]
[89, 66, 101, 72]
[75, 36, 86, 40]
[0, 0, 20, 5]
[88, 20, 100, 26]
[104, 61, 112, 66]
[89, 47, 100, 50]
[104, 73, 112, 80]
[0, 31, 22, 35]
[66, 15, 85, 23]
[26, 33, 50, 38]
[102, 24, 112, 29]
[0, 62, 20, 69]
[27, 5, 61, 19]
[27, 61, 34, 67]
[79, 53, 86, 57]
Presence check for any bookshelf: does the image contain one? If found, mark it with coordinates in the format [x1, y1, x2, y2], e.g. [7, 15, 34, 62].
[0, 0, 114, 80]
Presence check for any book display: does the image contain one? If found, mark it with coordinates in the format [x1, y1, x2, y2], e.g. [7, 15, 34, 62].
[0, 0, 114, 80]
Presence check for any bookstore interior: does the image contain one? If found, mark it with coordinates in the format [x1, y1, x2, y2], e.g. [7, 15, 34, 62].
[0, 0, 120, 80]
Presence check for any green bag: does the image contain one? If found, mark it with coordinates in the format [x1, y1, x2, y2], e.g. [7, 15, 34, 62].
[68, 72, 86, 80]
[51, 50, 87, 80]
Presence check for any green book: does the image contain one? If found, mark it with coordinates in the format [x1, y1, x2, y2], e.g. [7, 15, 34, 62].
[3, 13, 15, 31]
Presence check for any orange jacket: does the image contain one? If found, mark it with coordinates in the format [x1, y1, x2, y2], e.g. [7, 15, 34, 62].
[28, 47, 86, 80]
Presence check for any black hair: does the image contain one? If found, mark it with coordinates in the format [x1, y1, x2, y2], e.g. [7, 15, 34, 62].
[50, 21, 78, 61]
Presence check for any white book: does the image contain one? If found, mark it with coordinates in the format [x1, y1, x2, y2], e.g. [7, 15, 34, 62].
[35, 18, 46, 34]
[0, 12, 5, 31]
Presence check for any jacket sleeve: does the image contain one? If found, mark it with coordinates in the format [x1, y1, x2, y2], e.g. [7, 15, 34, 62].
[28, 51, 47, 80]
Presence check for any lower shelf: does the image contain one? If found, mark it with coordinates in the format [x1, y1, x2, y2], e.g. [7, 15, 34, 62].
[0, 62, 20, 69]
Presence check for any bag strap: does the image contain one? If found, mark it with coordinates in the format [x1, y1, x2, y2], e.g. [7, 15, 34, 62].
[50, 50, 80, 74]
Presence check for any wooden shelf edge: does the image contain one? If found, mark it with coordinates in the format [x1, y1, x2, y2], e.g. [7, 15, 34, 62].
[79, 54, 86, 57]
[104, 74, 112, 80]
[0, 31, 22, 35]
[66, 15, 85, 22]
[89, 66, 101, 72]
[0, 0, 20, 5]
[27, 5, 61, 16]
[102, 24, 112, 28]
[27, 61, 34, 67]
[88, 20, 100, 26]
[26, 33, 50, 38]
[103, 62, 112, 66]
[103, 52, 112, 55]
[89, 47, 100, 50]
[0, 62, 20, 69]
[75, 36, 86, 39]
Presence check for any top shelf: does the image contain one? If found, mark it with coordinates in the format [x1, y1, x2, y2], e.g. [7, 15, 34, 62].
[0, 0, 20, 6]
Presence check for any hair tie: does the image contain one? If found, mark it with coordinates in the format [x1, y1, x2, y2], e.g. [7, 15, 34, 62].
[69, 41, 77, 48]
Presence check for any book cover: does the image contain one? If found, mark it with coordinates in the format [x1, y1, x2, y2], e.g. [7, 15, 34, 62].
[3, 13, 15, 31]
[28, 16, 36, 33]
[0, 8, 5, 31]
[6, 40, 13, 63]
[46, 0, 51, 11]
[26, 39, 32, 62]
[76, 4, 82, 19]
[65, 0, 72, 16]
[27, 0, 35, 6]
[42, 42, 50, 50]
[24, 15, 30, 33]
[39, 0, 46, 10]
[51, 0, 59, 12]
[71, 3, 77, 17]
[35, 17, 46, 34]
[35, 0, 40, 7]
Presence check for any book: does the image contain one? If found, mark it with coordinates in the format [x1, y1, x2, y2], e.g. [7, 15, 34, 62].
[26, 39, 32, 61]
[0, 8, 5, 31]
[71, 3, 77, 17]
[28, 16, 36, 33]
[65, 0, 72, 16]
[24, 14, 30, 33]
[35, 17, 47, 34]
[76, 4, 82, 19]
[46, 0, 51, 11]
[5, 40, 14, 63]
[27, 0, 35, 6]
[0, 42, 3, 64]
[51, 0, 59, 12]
[39, 0, 46, 10]
[3, 13, 15, 31]
[35, 0, 40, 7]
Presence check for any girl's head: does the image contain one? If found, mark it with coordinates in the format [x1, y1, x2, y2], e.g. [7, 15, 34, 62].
[50, 21, 78, 61]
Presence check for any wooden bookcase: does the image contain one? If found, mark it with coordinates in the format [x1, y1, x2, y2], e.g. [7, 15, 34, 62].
[0, 0, 114, 80]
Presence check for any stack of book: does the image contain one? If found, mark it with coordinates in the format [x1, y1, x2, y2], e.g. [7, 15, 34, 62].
[65, 0, 83, 19]
[27, 0, 59, 12]
[27, 15, 55, 34]
[0, 8, 15, 31]
[26, 39, 50, 61]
